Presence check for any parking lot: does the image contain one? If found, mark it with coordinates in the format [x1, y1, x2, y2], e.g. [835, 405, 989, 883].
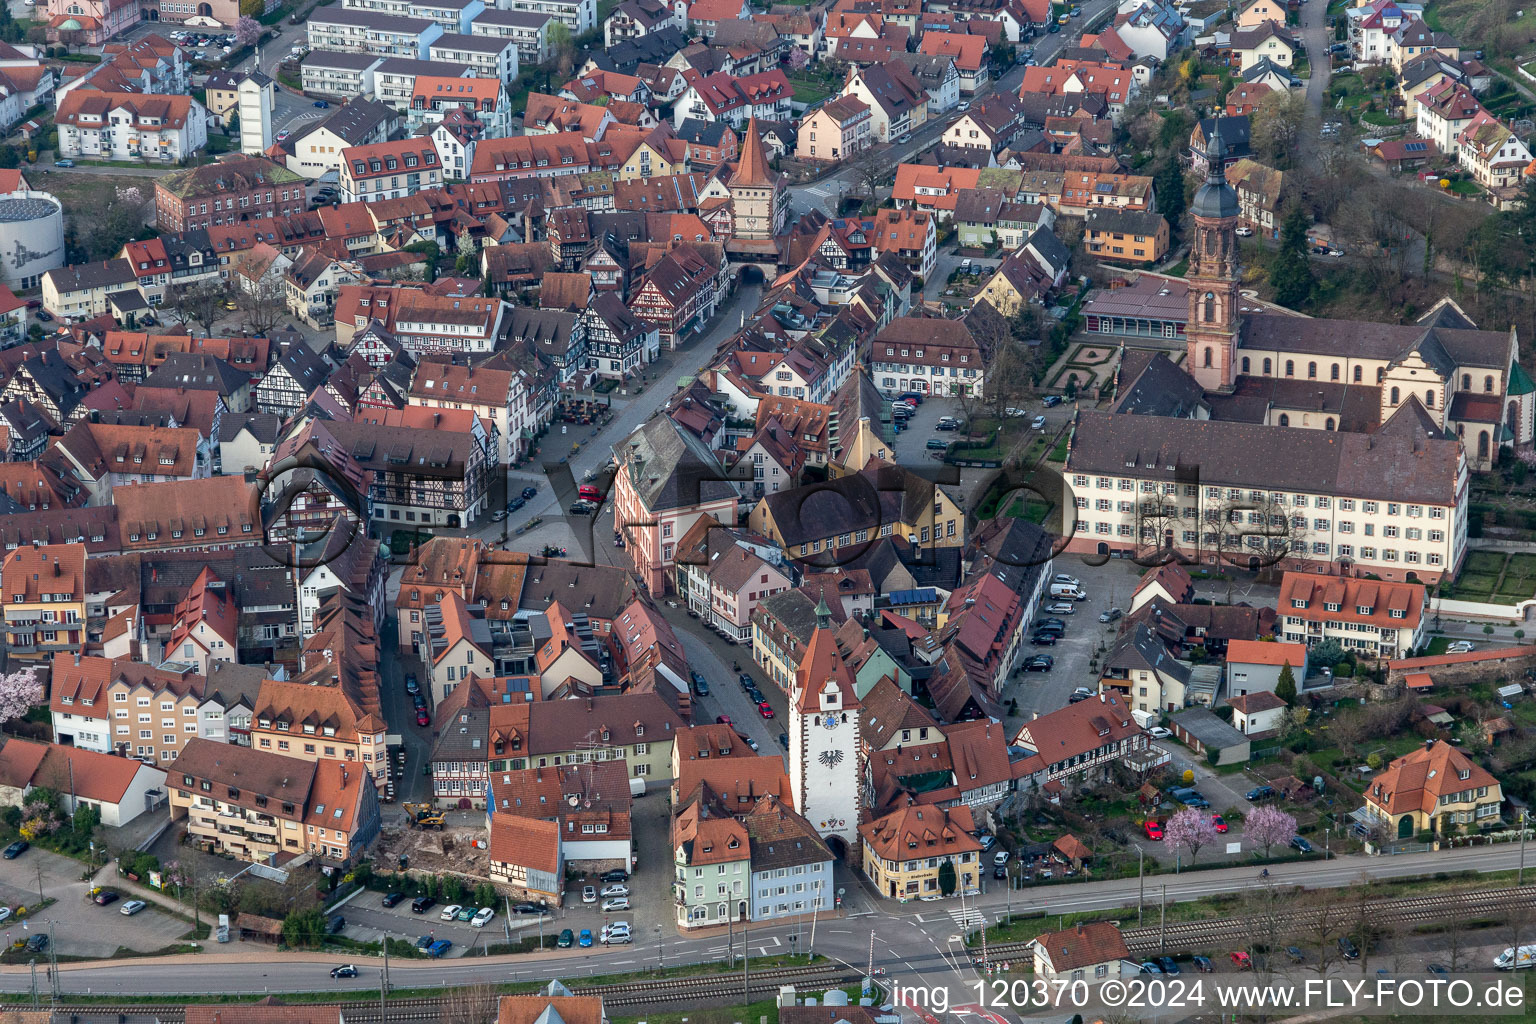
[0, 848, 191, 958]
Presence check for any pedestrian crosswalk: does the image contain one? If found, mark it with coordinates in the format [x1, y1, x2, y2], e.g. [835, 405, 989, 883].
[948, 907, 986, 929]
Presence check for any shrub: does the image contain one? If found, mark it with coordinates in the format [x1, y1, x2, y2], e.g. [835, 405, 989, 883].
[1334, 661, 1354, 677]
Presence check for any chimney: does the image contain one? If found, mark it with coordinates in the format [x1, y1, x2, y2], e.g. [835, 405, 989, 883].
[1098, 692, 1105, 703]
[1076, 922, 1084, 936]
[341, 767, 349, 787]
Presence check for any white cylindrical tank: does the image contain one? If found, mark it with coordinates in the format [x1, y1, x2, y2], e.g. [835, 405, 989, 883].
[0, 190, 64, 291]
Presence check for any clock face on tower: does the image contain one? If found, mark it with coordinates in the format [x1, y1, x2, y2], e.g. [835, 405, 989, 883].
[822, 714, 838, 730]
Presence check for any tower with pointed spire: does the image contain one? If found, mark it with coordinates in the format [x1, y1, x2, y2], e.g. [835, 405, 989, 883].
[788, 589, 862, 855]
[728, 118, 787, 244]
[1186, 120, 1242, 392]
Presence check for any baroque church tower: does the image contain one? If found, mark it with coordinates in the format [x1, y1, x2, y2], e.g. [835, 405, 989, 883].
[1186, 124, 1242, 392]
[788, 593, 862, 856]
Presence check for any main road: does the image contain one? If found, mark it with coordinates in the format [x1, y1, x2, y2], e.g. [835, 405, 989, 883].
[10, 842, 1529, 996]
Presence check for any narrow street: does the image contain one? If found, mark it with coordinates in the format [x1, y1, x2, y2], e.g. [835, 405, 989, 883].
[1300, 0, 1334, 129]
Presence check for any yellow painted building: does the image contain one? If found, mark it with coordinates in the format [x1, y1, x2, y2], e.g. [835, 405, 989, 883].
[858, 802, 982, 901]
[749, 459, 966, 562]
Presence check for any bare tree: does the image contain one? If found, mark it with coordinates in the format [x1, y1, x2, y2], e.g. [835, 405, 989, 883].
[166, 280, 232, 336]
[237, 278, 288, 338]
[1250, 91, 1308, 168]
[440, 981, 499, 1024]
[1441, 916, 1472, 973]
[1302, 895, 1347, 977]
[848, 141, 895, 207]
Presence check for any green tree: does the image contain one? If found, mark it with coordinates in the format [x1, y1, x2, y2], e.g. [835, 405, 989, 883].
[1275, 661, 1297, 705]
[71, 800, 100, 836]
[1154, 156, 1185, 235]
[442, 875, 464, 903]
[1310, 637, 1346, 667]
[282, 908, 328, 948]
[937, 859, 957, 896]
[1269, 205, 1313, 308]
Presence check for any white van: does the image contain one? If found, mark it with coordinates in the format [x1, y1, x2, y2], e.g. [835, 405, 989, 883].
[1132, 709, 1158, 730]
[1495, 945, 1536, 970]
[1049, 583, 1086, 600]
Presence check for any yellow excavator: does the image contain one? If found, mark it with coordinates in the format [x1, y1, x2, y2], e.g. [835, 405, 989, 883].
[402, 802, 446, 830]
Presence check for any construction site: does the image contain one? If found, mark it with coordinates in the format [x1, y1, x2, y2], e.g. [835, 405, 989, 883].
[372, 804, 565, 908]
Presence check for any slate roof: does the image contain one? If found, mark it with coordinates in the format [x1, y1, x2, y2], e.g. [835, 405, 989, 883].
[616, 415, 734, 514]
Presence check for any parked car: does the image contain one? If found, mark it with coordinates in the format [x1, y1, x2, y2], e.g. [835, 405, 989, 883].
[897, 133, 912, 144]
[1044, 602, 1075, 615]
[1030, 633, 1057, 646]
[778, 733, 789, 750]
[557, 929, 575, 948]
[331, 965, 359, 979]
[1099, 607, 1123, 623]
[1211, 815, 1228, 834]
[601, 925, 632, 944]
[758, 701, 774, 719]
[993, 864, 1008, 879]
[94, 890, 119, 906]
[600, 884, 630, 898]
[120, 899, 148, 917]
[1069, 686, 1094, 703]
[404, 674, 420, 694]
[440, 904, 463, 921]
[1148, 726, 1172, 739]
[1191, 956, 1214, 972]
[578, 929, 596, 948]
[491, 508, 508, 522]
[716, 714, 732, 726]
[1447, 640, 1475, 653]
[513, 902, 549, 915]
[1235, 226, 1254, 237]
[1023, 655, 1054, 672]
[472, 907, 495, 927]
[1031, 415, 1048, 430]
[1043, 394, 1063, 408]
[54, 159, 73, 168]
[25, 935, 46, 953]
[381, 892, 406, 908]
[455, 906, 476, 922]
[1285, 946, 1305, 963]
[1338, 936, 1360, 960]
[1230, 951, 1251, 970]
[926, 438, 949, 451]
[582, 886, 598, 903]
[1156, 957, 1180, 975]
[602, 897, 631, 912]
[314, 100, 329, 108]
[522, 486, 539, 499]
[693, 677, 709, 696]
[1246, 785, 1276, 802]
[601, 868, 629, 883]
[899, 392, 926, 405]
[3, 841, 28, 859]
[1144, 820, 1164, 840]
[1290, 836, 1313, 854]
[415, 708, 430, 727]
[426, 939, 452, 958]
[1139, 961, 1161, 974]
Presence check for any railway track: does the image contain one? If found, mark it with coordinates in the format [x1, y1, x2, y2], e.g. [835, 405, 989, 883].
[0, 964, 869, 1020]
[980, 886, 1536, 959]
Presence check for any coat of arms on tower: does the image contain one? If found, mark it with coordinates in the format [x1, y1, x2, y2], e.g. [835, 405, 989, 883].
[818, 749, 844, 768]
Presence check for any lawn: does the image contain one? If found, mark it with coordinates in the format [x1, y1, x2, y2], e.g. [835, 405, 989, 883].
[1164, 258, 1189, 277]
[1447, 179, 1483, 196]
[1004, 497, 1052, 524]
[38, 171, 152, 213]
[1361, 110, 1405, 126]
[787, 70, 836, 107]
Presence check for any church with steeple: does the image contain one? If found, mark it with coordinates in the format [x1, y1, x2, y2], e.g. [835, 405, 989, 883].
[1104, 123, 1535, 473]
[788, 592, 862, 856]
